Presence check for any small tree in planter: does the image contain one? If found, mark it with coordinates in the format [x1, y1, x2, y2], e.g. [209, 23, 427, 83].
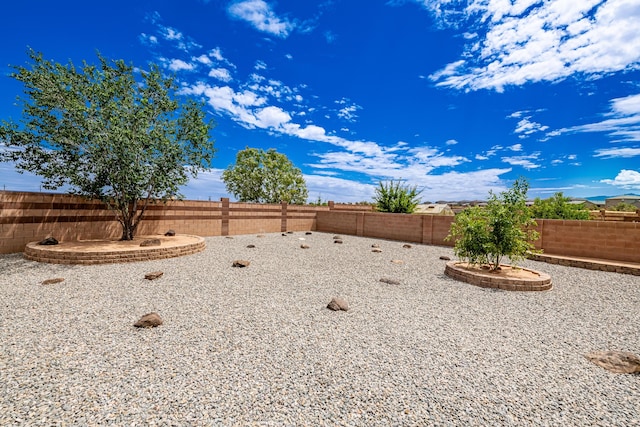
[446, 178, 540, 271]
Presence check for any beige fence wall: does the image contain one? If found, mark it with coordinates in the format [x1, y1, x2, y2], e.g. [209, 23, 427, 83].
[0, 191, 337, 254]
[2, 191, 640, 264]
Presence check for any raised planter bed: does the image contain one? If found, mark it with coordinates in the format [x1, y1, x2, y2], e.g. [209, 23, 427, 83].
[445, 261, 552, 291]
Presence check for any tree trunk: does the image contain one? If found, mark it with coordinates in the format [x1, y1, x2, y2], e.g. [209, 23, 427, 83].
[119, 202, 136, 241]
[121, 223, 135, 241]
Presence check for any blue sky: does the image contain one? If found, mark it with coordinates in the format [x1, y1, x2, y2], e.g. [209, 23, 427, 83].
[2, 0, 640, 202]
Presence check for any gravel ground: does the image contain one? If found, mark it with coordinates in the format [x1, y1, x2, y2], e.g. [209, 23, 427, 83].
[1, 232, 639, 426]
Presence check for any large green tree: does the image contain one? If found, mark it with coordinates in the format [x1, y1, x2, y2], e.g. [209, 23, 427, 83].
[0, 49, 215, 240]
[222, 147, 308, 204]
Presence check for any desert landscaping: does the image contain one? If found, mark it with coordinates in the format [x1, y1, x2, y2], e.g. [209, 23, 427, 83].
[1, 232, 638, 425]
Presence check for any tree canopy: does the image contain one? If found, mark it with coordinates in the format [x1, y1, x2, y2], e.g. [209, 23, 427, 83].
[222, 147, 308, 204]
[373, 179, 422, 213]
[529, 192, 590, 220]
[0, 49, 215, 240]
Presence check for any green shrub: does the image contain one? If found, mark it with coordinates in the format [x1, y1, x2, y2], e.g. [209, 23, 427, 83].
[446, 178, 540, 270]
[373, 179, 422, 213]
[530, 192, 590, 220]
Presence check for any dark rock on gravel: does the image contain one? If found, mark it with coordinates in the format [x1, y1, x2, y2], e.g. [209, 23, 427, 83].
[327, 297, 349, 311]
[585, 350, 640, 374]
[144, 271, 164, 280]
[134, 312, 163, 328]
[232, 260, 250, 268]
[41, 277, 64, 285]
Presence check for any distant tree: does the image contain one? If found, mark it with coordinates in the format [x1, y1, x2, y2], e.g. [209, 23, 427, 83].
[222, 147, 308, 204]
[0, 49, 215, 240]
[611, 202, 638, 212]
[530, 192, 590, 220]
[446, 178, 540, 271]
[373, 179, 422, 213]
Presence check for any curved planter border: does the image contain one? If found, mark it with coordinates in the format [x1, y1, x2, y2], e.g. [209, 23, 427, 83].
[445, 261, 552, 291]
[24, 235, 205, 265]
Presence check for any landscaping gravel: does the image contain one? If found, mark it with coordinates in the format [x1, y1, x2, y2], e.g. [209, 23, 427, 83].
[1, 232, 639, 426]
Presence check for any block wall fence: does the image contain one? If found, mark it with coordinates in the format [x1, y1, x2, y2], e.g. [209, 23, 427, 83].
[1, 191, 639, 264]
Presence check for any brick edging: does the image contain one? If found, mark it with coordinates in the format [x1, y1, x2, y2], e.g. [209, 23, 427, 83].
[444, 261, 552, 291]
[23, 235, 206, 265]
[528, 253, 640, 276]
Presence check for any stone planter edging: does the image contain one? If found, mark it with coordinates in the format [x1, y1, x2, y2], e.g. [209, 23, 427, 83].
[445, 261, 552, 291]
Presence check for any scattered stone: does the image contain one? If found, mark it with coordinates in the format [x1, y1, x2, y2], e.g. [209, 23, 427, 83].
[298, 237, 306, 241]
[164, 229, 176, 237]
[380, 277, 401, 285]
[439, 256, 451, 261]
[403, 244, 412, 249]
[225, 236, 234, 239]
[287, 231, 294, 234]
[247, 244, 256, 248]
[134, 312, 163, 328]
[327, 297, 349, 311]
[334, 239, 343, 244]
[232, 260, 250, 268]
[144, 271, 163, 280]
[371, 244, 380, 248]
[38, 237, 59, 245]
[585, 351, 640, 374]
[41, 277, 64, 285]
[282, 233, 288, 236]
[333, 235, 343, 240]
[391, 259, 405, 264]
[257, 234, 265, 238]
[372, 248, 383, 253]
[305, 232, 312, 235]
[300, 244, 310, 249]
[140, 238, 161, 247]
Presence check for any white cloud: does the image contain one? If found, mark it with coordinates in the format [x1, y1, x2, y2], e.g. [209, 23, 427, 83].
[445, 139, 458, 145]
[336, 100, 361, 122]
[254, 106, 292, 129]
[139, 33, 158, 45]
[180, 168, 230, 200]
[157, 23, 201, 52]
[549, 93, 640, 149]
[193, 54, 212, 65]
[427, 0, 640, 91]
[208, 67, 233, 82]
[209, 48, 225, 62]
[600, 169, 640, 189]
[501, 152, 542, 169]
[167, 59, 195, 72]
[324, 30, 337, 44]
[513, 117, 549, 138]
[508, 143, 523, 151]
[228, 0, 295, 38]
[304, 174, 377, 203]
[594, 147, 640, 158]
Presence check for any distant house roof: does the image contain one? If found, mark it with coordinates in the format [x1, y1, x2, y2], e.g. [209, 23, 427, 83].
[607, 194, 640, 200]
[414, 204, 454, 215]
